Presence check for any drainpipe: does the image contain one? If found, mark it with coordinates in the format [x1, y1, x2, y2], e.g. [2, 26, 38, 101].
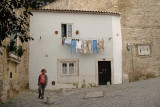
[127, 43, 135, 81]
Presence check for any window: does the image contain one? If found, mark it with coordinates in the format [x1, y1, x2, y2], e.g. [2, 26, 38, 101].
[61, 24, 72, 38]
[10, 34, 17, 55]
[61, 62, 76, 75]
[138, 45, 150, 55]
[57, 58, 79, 83]
[10, 72, 12, 78]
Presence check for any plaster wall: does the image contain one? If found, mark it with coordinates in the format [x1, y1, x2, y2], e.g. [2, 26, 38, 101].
[112, 16, 122, 84]
[29, 12, 122, 89]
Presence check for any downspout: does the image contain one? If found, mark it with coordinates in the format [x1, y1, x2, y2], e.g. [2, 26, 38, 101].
[127, 43, 135, 81]
[131, 46, 135, 81]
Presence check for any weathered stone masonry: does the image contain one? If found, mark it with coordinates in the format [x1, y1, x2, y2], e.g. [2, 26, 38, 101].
[119, 0, 160, 81]
[0, 42, 29, 102]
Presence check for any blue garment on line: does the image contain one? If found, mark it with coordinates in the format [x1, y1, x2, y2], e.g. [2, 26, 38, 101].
[93, 40, 98, 54]
[71, 40, 76, 54]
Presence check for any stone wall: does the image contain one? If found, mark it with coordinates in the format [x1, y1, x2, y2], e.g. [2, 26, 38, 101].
[43, 0, 119, 12]
[119, 0, 160, 81]
[0, 41, 29, 102]
[43, 0, 160, 82]
[0, 52, 3, 82]
[0, 51, 3, 102]
[0, 8, 29, 102]
[18, 43, 29, 90]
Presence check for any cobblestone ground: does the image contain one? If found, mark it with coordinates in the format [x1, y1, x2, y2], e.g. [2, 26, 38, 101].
[1, 77, 160, 107]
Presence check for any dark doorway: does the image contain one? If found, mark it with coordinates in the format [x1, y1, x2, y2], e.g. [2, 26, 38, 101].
[98, 61, 111, 85]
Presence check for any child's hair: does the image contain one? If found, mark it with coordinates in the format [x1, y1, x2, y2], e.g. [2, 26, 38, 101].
[41, 69, 46, 72]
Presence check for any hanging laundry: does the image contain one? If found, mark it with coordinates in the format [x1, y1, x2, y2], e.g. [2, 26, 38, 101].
[76, 40, 82, 52]
[64, 38, 71, 44]
[82, 40, 88, 53]
[71, 40, 76, 54]
[93, 40, 98, 54]
[88, 40, 93, 53]
[98, 39, 104, 50]
[62, 38, 65, 45]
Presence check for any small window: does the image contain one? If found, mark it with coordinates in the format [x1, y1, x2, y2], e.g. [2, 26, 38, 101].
[61, 24, 72, 38]
[61, 62, 75, 75]
[69, 63, 75, 75]
[10, 34, 17, 55]
[10, 72, 12, 78]
[138, 45, 150, 55]
[62, 63, 67, 75]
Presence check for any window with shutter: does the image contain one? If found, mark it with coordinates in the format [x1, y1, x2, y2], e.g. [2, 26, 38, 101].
[61, 24, 73, 38]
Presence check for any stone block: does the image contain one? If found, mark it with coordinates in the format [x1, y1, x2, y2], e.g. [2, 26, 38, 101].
[123, 74, 129, 83]
[2, 85, 10, 91]
[0, 95, 7, 102]
[46, 96, 53, 105]
[84, 91, 104, 99]
[0, 80, 2, 84]
[60, 88, 66, 94]
[12, 85, 20, 91]
[1, 91, 7, 96]
[2, 80, 10, 85]
[9, 90, 14, 97]
[107, 82, 111, 86]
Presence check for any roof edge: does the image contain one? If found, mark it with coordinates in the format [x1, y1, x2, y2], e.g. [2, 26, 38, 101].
[32, 9, 121, 16]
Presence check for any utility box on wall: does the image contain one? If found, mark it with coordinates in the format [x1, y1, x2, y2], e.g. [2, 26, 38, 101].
[138, 45, 150, 56]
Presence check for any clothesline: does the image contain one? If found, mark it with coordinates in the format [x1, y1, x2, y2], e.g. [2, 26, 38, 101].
[62, 37, 111, 41]
[62, 38, 104, 54]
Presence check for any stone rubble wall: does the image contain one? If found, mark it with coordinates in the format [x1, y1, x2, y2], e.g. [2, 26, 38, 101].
[43, 0, 119, 12]
[0, 41, 29, 102]
[43, 0, 160, 82]
[119, 0, 160, 81]
[0, 54, 3, 102]
[0, 54, 3, 83]
[0, 80, 10, 102]
[0, 8, 29, 102]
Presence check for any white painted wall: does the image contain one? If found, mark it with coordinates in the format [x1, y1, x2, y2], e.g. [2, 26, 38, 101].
[29, 12, 122, 89]
[112, 16, 122, 84]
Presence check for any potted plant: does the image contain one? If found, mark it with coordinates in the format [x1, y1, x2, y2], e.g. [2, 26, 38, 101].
[75, 30, 79, 35]
[17, 46, 25, 58]
[7, 40, 25, 58]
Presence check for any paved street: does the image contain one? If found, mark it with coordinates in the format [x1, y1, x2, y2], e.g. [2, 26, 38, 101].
[1, 77, 160, 107]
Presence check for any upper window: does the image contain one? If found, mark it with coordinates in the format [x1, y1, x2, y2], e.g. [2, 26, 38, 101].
[61, 24, 72, 38]
[10, 34, 17, 55]
[61, 62, 76, 75]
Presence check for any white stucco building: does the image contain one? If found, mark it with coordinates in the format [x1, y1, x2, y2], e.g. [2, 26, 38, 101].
[29, 9, 122, 89]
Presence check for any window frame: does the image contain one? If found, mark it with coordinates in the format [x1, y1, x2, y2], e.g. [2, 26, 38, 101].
[137, 44, 150, 56]
[10, 34, 18, 55]
[61, 23, 73, 38]
[61, 61, 76, 76]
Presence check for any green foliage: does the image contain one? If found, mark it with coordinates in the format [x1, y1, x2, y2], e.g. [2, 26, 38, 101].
[17, 45, 25, 58]
[7, 40, 17, 53]
[89, 83, 96, 87]
[81, 79, 86, 88]
[0, 0, 37, 53]
[7, 40, 25, 58]
[72, 83, 78, 88]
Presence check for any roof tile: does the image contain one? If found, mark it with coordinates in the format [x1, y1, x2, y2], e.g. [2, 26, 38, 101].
[32, 9, 121, 16]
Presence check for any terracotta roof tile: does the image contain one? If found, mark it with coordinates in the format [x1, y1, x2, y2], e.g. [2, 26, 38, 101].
[32, 9, 121, 16]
